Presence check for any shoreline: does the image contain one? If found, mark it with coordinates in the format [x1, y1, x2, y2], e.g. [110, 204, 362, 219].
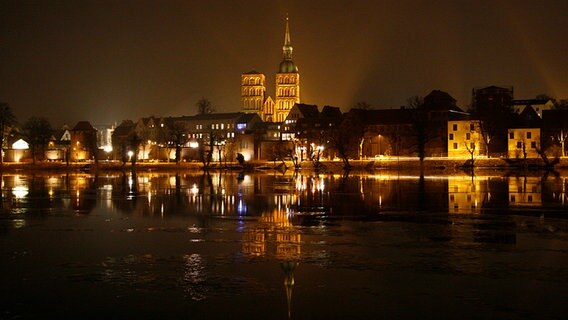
[2, 157, 568, 175]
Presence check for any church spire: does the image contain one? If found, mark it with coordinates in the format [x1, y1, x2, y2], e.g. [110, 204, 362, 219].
[282, 14, 293, 61]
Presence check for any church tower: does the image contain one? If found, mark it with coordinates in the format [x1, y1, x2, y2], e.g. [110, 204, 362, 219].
[275, 15, 300, 123]
[241, 71, 266, 114]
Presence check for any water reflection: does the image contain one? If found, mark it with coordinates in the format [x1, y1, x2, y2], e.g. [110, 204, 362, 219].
[2, 170, 568, 318]
[2, 171, 568, 222]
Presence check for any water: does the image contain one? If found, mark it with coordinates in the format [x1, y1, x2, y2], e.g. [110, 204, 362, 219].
[1, 170, 567, 319]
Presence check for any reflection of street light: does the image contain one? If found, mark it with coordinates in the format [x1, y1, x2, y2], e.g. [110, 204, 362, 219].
[103, 145, 112, 161]
[127, 150, 134, 162]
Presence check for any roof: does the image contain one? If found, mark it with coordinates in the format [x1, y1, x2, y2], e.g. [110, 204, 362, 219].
[71, 121, 97, 131]
[192, 112, 243, 121]
[321, 106, 342, 118]
[279, 60, 298, 73]
[295, 104, 319, 119]
[348, 108, 414, 126]
[423, 90, 462, 112]
[514, 105, 542, 128]
[236, 113, 260, 124]
[511, 99, 549, 106]
[243, 70, 262, 75]
[112, 120, 135, 136]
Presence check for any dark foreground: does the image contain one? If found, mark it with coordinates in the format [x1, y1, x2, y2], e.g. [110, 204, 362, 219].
[1, 171, 567, 319]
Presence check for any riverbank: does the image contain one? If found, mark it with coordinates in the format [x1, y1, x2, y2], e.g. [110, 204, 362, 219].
[2, 157, 568, 175]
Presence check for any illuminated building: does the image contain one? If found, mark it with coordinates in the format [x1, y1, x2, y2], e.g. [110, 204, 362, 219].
[507, 105, 542, 159]
[511, 99, 554, 119]
[70, 121, 98, 161]
[447, 119, 486, 158]
[242, 16, 300, 123]
[508, 128, 541, 159]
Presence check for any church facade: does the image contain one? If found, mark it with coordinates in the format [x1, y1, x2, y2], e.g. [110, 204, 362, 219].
[241, 16, 300, 123]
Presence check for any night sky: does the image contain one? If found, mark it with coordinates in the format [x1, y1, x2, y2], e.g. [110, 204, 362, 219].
[1, 0, 566, 127]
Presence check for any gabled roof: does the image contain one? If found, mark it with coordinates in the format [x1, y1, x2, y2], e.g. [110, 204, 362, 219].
[514, 105, 542, 128]
[236, 113, 261, 124]
[447, 110, 472, 121]
[321, 105, 342, 118]
[295, 104, 319, 119]
[112, 120, 135, 137]
[51, 129, 71, 142]
[423, 90, 462, 112]
[72, 121, 97, 132]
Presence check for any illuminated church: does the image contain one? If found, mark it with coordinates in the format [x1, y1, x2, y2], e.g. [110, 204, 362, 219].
[241, 16, 300, 123]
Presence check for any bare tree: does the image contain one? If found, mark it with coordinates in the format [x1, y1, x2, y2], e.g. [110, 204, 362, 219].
[328, 116, 363, 169]
[353, 101, 373, 110]
[169, 122, 187, 164]
[127, 132, 142, 166]
[464, 141, 477, 167]
[407, 96, 427, 168]
[199, 131, 215, 169]
[22, 117, 53, 164]
[196, 98, 215, 115]
[0, 103, 17, 165]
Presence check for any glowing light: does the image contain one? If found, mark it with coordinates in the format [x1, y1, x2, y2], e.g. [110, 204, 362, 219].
[189, 141, 199, 148]
[12, 139, 29, 150]
[103, 145, 113, 153]
[13, 186, 29, 198]
[191, 184, 199, 195]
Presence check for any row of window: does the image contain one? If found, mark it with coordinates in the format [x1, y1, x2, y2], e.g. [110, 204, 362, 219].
[277, 88, 297, 97]
[187, 132, 236, 139]
[452, 142, 476, 150]
[509, 131, 533, 139]
[449, 132, 473, 141]
[242, 87, 264, 96]
[277, 76, 297, 84]
[197, 123, 235, 130]
[243, 77, 263, 86]
[451, 123, 476, 131]
[516, 141, 537, 149]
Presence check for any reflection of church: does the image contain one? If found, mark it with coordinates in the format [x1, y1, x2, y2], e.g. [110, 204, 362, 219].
[241, 16, 300, 123]
[242, 208, 301, 259]
[241, 208, 301, 319]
